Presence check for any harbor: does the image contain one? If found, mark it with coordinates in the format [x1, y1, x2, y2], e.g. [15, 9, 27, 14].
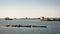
[3, 17, 60, 21]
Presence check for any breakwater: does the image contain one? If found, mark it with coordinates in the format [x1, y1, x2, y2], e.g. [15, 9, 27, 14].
[4, 24, 47, 28]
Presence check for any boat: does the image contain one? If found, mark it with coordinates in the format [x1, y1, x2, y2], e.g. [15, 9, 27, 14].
[5, 17, 13, 20]
[40, 16, 60, 21]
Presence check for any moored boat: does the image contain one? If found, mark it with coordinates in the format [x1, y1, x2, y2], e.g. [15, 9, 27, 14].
[5, 17, 13, 20]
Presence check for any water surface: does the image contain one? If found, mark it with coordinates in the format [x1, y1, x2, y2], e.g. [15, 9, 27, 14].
[0, 20, 60, 34]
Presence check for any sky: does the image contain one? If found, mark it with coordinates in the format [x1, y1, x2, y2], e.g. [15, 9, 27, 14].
[0, 0, 60, 18]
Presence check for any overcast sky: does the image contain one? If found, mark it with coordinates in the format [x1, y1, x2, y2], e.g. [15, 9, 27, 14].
[0, 0, 60, 18]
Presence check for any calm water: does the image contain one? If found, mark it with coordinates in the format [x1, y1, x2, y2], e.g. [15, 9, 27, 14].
[0, 19, 60, 34]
